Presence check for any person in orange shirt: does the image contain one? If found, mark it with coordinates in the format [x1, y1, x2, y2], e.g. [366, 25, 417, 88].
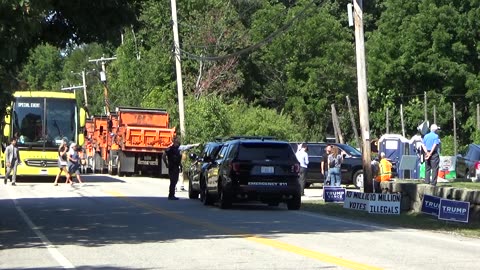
[374, 152, 392, 193]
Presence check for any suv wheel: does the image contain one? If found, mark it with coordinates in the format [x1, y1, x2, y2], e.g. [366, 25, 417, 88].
[353, 170, 363, 188]
[203, 186, 214, 206]
[188, 179, 199, 199]
[287, 194, 301, 210]
[219, 188, 232, 209]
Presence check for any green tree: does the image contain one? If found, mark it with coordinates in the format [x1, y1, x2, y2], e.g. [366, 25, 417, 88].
[19, 44, 64, 91]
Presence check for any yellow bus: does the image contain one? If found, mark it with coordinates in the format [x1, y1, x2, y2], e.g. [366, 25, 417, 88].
[1, 91, 86, 177]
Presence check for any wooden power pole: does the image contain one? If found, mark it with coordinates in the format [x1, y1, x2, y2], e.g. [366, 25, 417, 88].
[353, 0, 372, 193]
[331, 104, 344, 144]
[171, 0, 186, 139]
[346, 96, 361, 148]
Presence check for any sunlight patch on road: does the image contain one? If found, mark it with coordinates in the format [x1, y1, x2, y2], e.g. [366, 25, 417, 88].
[106, 190, 383, 270]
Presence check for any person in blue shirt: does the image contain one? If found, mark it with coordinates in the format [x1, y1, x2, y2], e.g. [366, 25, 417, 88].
[295, 143, 309, 196]
[422, 124, 441, 186]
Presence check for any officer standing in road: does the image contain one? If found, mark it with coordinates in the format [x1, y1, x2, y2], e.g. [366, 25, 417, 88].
[422, 124, 441, 186]
[162, 137, 200, 200]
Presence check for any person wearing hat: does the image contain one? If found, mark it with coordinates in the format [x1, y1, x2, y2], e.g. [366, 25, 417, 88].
[53, 138, 70, 186]
[422, 124, 441, 186]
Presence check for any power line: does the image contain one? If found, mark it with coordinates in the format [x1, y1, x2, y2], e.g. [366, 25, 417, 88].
[178, 0, 321, 62]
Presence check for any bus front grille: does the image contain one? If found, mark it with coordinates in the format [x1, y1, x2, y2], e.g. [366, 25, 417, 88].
[24, 159, 58, 167]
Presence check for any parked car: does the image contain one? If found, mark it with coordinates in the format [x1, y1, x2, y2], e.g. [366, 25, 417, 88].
[290, 142, 364, 188]
[456, 144, 480, 182]
[204, 138, 301, 210]
[186, 141, 223, 200]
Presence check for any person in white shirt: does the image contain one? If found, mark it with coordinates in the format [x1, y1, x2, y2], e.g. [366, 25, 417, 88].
[295, 143, 309, 196]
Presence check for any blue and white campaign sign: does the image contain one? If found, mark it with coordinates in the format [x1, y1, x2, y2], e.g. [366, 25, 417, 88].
[438, 199, 470, 223]
[421, 195, 441, 216]
[323, 187, 346, 202]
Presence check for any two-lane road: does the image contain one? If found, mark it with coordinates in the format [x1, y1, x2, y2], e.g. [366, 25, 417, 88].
[1, 174, 479, 270]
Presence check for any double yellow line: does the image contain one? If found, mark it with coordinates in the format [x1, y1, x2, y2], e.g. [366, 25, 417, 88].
[107, 191, 382, 270]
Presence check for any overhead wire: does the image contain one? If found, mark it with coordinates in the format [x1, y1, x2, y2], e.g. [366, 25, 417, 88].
[177, 0, 322, 62]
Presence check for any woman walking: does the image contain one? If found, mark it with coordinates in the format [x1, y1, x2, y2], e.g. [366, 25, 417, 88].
[66, 143, 84, 185]
[54, 139, 70, 186]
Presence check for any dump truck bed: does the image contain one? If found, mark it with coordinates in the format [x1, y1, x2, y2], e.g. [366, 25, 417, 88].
[116, 107, 175, 152]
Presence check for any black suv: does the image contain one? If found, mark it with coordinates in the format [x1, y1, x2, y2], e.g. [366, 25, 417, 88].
[290, 143, 364, 188]
[186, 141, 224, 200]
[203, 138, 301, 210]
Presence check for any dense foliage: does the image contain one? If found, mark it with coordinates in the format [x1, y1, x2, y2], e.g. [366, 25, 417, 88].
[1, 0, 480, 153]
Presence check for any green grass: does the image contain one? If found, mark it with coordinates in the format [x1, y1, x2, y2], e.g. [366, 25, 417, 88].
[302, 200, 480, 238]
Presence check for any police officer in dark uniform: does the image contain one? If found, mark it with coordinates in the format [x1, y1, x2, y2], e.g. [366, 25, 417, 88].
[163, 137, 183, 200]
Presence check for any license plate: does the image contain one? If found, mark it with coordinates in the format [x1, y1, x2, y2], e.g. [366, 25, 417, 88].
[261, 166, 274, 174]
[40, 170, 48, 175]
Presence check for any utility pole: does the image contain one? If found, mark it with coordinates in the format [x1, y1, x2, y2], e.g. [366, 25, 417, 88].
[400, 104, 405, 137]
[171, 0, 186, 139]
[386, 107, 389, 134]
[353, 0, 372, 193]
[81, 70, 88, 108]
[453, 102, 457, 155]
[331, 104, 344, 144]
[89, 55, 116, 115]
[433, 105, 436, 124]
[477, 104, 479, 130]
[424, 91, 428, 121]
[346, 96, 361, 148]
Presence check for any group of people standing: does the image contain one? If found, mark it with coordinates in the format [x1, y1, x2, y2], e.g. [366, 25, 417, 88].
[295, 143, 346, 196]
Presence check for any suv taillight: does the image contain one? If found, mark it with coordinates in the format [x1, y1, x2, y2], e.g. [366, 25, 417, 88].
[475, 161, 480, 170]
[231, 162, 241, 172]
[291, 164, 300, 173]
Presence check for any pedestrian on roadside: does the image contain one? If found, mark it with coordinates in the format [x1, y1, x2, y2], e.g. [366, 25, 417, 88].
[66, 143, 84, 185]
[54, 138, 70, 186]
[374, 152, 392, 193]
[4, 137, 21, 186]
[327, 146, 343, 187]
[422, 124, 441, 186]
[295, 143, 309, 196]
[321, 145, 332, 185]
[176, 143, 201, 191]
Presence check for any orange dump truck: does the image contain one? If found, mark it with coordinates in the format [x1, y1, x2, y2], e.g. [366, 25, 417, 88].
[89, 107, 176, 176]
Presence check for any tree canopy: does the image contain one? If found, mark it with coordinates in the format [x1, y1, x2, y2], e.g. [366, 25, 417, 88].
[1, 0, 480, 151]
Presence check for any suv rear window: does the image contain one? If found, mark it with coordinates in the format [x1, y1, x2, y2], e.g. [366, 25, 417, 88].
[237, 142, 294, 160]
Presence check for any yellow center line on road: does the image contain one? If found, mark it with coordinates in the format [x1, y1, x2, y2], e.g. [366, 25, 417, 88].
[106, 191, 382, 270]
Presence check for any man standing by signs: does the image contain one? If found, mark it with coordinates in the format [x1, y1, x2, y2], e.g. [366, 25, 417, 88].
[374, 152, 392, 193]
[295, 143, 309, 196]
[422, 124, 441, 186]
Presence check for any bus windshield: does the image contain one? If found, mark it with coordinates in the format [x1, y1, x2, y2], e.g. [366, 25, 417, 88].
[12, 97, 77, 149]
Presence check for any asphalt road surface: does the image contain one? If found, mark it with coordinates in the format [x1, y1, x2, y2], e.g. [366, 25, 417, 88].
[1, 174, 479, 270]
